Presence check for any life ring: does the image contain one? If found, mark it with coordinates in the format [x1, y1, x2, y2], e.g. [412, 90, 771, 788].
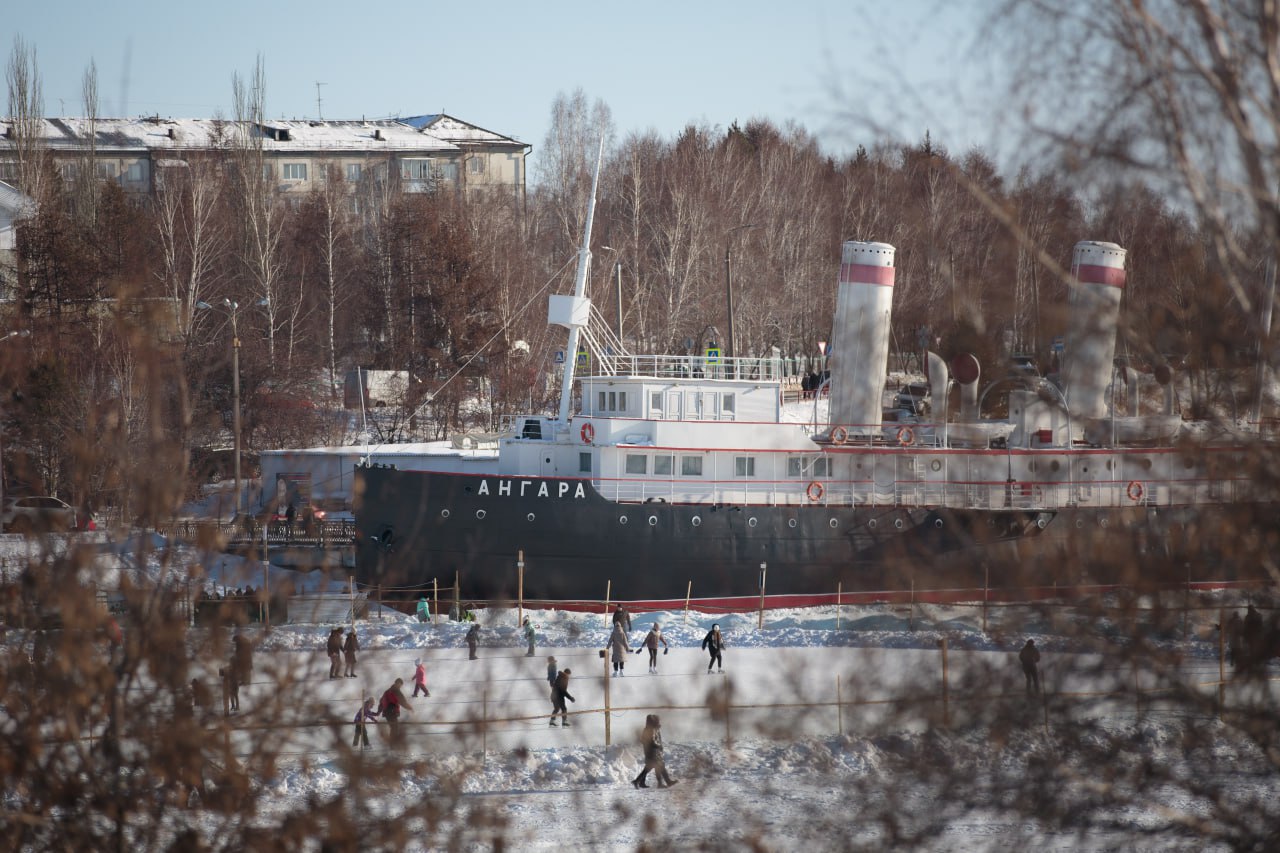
[580, 422, 595, 444]
[1126, 481, 1144, 502]
[896, 426, 915, 446]
[806, 481, 825, 501]
[830, 426, 848, 445]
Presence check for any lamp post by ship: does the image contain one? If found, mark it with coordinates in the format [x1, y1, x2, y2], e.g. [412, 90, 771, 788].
[725, 224, 761, 375]
[198, 298, 266, 518]
[600, 246, 623, 340]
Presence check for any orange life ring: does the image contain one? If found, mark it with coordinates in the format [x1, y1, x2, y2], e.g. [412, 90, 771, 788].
[1126, 481, 1143, 501]
[580, 422, 595, 444]
[896, 426, 915, 446]
[806, 481, 825, 501]
[830, 426, 848, 445]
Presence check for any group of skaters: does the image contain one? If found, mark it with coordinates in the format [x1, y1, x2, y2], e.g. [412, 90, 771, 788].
[602, 606, 723, 677]
[325, 626, 360, 679]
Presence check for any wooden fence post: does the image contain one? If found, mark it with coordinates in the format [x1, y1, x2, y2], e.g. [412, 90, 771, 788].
[604, 580, 611, 627]
[684, 581, 692, 625]
[603, 646, 612, 746]
[836, 582, 842, 631]
[836, 674, 843, 736]
[432, 577, 438, 625]
[1217, 608, 1225, 718]
[757, 563, 767, 630]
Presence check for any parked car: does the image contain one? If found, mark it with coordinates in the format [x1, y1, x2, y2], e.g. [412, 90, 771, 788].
[894, 382, 931, 416]
[1011, 354, 1040, 376]
[1, 495, 78, 533]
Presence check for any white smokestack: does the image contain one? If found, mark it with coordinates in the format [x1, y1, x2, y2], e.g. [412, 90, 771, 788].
[827, 241, 895, 436]
[1062, 241, 1127, 428]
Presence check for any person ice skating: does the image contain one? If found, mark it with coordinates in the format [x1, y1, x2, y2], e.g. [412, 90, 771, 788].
[326, 626, 344, 678]
[631, 713, 677, 788]
[416, 596, 430, 624]
[232, 632, 254, 686]
[546, 655, 558, 686]
[1020, 639, 1041, 696]
[523, 616, 536, 656]
[412, 658, 430, 697]
[352, 697, 378, 749]
[220, 665, 239, 713]
[613, 605, 632, 634]
[342, 628, 359, 678]
[378, 678, 413, 744]
[549, 667, 574, 726]
[701, 624, 724, 673]
[638, 623, 670, 673]
[610, 622, 630, 677]
[466, 623, 480, 660]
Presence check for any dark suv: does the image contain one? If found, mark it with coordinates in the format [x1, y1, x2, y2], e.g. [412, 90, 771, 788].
[894, 382, 930, 415]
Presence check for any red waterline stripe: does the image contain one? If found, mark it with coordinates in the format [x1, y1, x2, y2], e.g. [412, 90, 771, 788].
[1076, 264, 1126, 287]
[839, 262, 895, 286]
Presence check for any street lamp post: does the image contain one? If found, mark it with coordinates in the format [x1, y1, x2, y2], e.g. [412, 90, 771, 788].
[600, 246, 623, 341]
[725, 224, 762, 375]
[198, 298, 265, 518]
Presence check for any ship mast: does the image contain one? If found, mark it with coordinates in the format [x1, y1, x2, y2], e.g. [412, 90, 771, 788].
[552, 135, 606, 424]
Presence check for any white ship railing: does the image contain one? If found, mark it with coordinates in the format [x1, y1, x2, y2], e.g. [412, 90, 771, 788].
[588, 477, 1264, 510]
[580, 352, 784, 382]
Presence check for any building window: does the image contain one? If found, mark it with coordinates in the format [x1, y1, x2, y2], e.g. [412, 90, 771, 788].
[0, 161, 16, 181]
[788, 456, 832, 477]
[598, 391, 606, 412]
[347, 163, 362, 182]
[401, 159, 432, 181]
[654, 454, 674, 476]
[125, 161, 148, 182]
[96, 162, 117, 180]
[468, 156, 485, 174]
[282, 163, 308, 180]
[434, 161, 459, 182]
[722, 393, 735, 416]
[579, 452, 591, 473]
[681, 456, 703, 476]
[625, 455, 647, 475]
[60, 163, 78, 181]
[734, 456, 756, 477]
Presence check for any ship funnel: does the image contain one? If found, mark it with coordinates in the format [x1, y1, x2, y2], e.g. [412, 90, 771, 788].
[951, 352, 980, 422]
[1062, 241, 1127, 429]
[927, 352, 949, 422]
[827, 241, 895, 437]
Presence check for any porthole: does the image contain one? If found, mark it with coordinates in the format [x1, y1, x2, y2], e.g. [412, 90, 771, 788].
[1050, 460, 1060, 472]
[829, 518, 839, 529]
[440, 509, 450, 519]
[894, 518, 904, 530]
[1098, 516, 1108, 528]
[748, 517, 758, 528]
[869, 519, 877, 529]
[475, 510, 486, 520]
[620, 516, 629, 525]
[1141, 458, 1153, 470]
[1036, 516, 1048, 529]
[527, 513, 536, 522]
[787, 518, 797, 529]
[934, 518, 943, 528]
[691, 516, 702, 527]
[648, 516, 658, 526]
[1075, 517, 1083, 529]
[930, 459, 942, 472]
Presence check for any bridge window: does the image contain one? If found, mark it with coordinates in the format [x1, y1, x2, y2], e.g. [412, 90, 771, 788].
[579, 452, 591, 473]
[625, 454, 647, 475]
[734, 456, 756, 477]
[654, 454, 674, 476]
[681, 456, 703, 476]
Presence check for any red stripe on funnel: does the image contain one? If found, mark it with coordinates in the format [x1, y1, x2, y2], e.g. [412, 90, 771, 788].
[839, 262, 895, 286]
[1076, 264, 1126, 287]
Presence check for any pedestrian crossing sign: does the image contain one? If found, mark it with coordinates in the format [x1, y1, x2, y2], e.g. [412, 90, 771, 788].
[705, 346, 721, 364]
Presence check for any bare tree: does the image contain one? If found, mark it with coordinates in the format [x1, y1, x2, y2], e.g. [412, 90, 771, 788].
[5, 35, 48, 204]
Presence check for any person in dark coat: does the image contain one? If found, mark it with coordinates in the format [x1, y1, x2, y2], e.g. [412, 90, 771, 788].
[632, 713, 677, 788]
[701, 624, 724, 673]
[466, 623, 480, 660]
[232, 632, 253, 686]
[523, 617, 537, 656]
[613, 605, 632, 634]
[549, 668, 574, 726]
[1019, 639, 1041, 696]
[342, 628, 359, 678]
[326, 627, 344, 678]
[378, 678, 413, 744]
[638, 623, 670, 673]
[546, 655, 558, 686]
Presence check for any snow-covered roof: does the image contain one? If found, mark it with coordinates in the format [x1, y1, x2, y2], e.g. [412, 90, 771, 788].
[397, 113, 528, 147]
[0, 117, 459, 155]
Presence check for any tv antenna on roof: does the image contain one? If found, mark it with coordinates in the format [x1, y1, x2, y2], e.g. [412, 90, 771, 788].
[315, 81, 326, 121]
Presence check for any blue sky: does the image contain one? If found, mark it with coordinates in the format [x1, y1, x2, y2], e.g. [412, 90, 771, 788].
[10, 1, 1004, 174]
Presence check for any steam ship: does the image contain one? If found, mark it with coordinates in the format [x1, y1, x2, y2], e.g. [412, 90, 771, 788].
[353, 166, 1278, 603]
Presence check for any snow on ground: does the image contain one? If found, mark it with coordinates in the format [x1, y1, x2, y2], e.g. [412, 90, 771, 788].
[4, 534, 1273, 851]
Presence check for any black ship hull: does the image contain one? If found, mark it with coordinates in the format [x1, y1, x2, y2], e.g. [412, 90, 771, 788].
[353, 465, 1272, 602]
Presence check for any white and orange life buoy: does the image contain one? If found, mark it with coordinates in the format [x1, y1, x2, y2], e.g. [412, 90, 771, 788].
[580, 422, 595, 444]
[1126, 481, 1144, 502]
[806, 481, 825, 501]
[896, 426, 915, 446]
[830, 426, 849, 446]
